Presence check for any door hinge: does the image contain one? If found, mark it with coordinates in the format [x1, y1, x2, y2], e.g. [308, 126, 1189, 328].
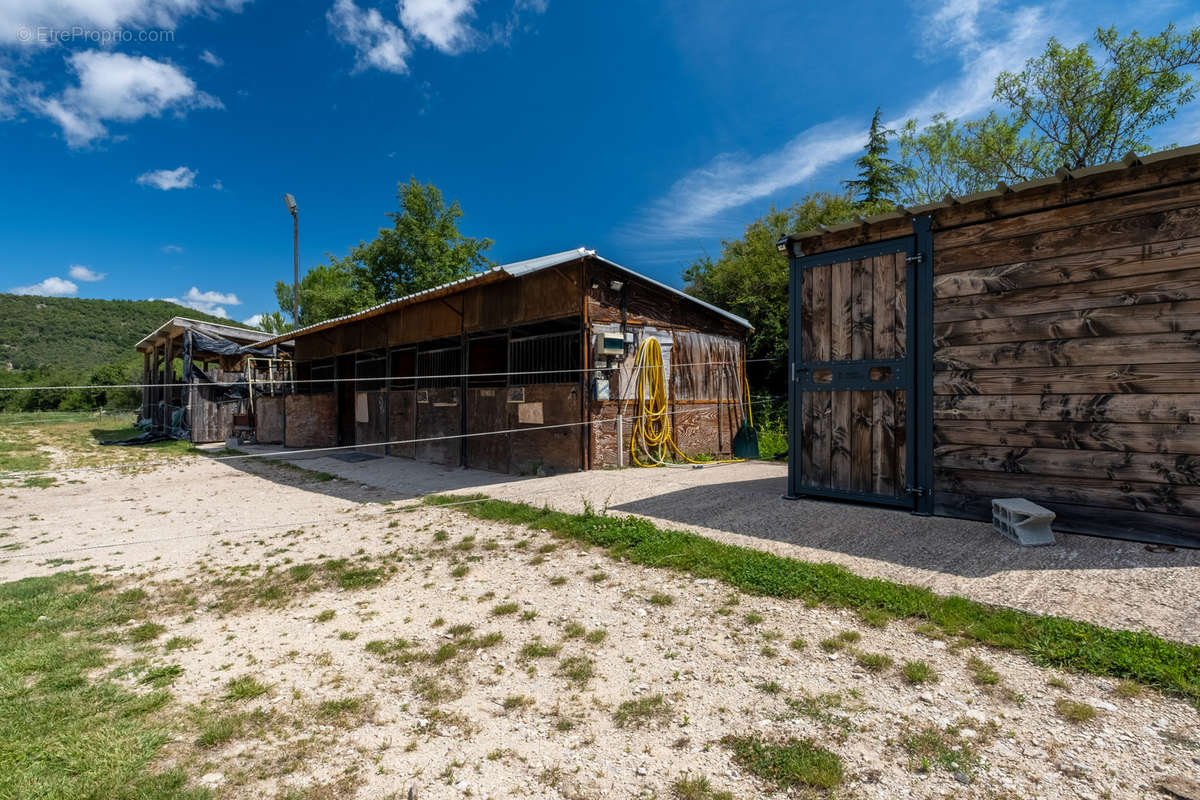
[905, 253, 923, 264]
[905, 485, 928, 496]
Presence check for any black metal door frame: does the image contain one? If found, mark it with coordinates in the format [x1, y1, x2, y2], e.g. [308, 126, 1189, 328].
[786, 217, 934, 514]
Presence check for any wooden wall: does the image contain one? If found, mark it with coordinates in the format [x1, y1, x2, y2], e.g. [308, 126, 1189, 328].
[931, 182, 1200, 544]
[284, 395, 336, 448]
[786, 152, 1200, 545]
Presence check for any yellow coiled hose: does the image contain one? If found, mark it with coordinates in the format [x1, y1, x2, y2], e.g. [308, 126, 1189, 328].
[629, 336, 750, 467]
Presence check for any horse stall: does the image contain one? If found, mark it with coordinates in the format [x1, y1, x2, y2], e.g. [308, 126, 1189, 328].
[782, 144, 1200, 547]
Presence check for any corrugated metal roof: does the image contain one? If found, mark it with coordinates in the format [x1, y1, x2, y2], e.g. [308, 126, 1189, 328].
[787, 142, 1200, 244]
[256, 247, 750, 348]
[135, 316, 275, 351]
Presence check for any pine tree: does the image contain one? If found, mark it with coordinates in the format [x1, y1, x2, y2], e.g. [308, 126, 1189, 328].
[843, 107, 906, 207]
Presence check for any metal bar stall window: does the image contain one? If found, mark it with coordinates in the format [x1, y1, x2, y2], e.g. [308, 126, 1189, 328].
[416, 346, 462, 389]
[509, 331, 581, 385]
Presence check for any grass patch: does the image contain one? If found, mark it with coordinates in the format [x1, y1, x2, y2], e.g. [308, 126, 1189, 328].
[904, 724, 978, 774]
[613, 694, 670, 728]
[491, 602, 519, 616]
[0, 572, 209, 798]
[140, 664, 183, 687]
[1055, 697, 1098, 723]
[128, 621, 167, 642]
[224, 675, 271, 701]
[164, 636, 200, 651]
[423, 494, 1200, 704]
[966, 655, 1000, 686]
[671, 774, 734, 800]
[649, 593, 674, 606]
[854, 651, 894, 673]
[901, 660, 939, 685]
[519, 639, 561, 659]
[501, 694, 534, 711]
[314, 609, 335, 623]
[722, 735, 843, 791]
[1114, 679, 1143, 699]
[557, 656, 595, 688]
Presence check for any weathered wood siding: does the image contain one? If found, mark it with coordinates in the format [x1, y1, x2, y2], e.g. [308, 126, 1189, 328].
[355, 390, 387, 456]
[284, 394, 336, 448]
[255, 396, 285, 444]
[930, 178, 1200, 545]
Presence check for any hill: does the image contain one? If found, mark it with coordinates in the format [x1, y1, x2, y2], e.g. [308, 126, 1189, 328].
[0, 294, 256, 412]
[0, 294, 250, 374]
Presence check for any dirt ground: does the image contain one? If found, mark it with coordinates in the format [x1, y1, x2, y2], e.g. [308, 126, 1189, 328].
[1, 454, 1198, 799]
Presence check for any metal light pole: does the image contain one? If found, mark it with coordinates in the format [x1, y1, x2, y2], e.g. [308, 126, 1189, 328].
[284, 193, 299, 327]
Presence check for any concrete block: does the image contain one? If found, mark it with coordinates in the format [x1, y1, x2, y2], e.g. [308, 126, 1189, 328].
[992, 498, 1056, 547]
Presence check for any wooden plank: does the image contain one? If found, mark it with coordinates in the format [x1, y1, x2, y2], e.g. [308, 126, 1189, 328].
[934, 444, 1200, 485]
[800, 265, 815, 361]
[934, 300, 1200, 347]
[851, 390, 872, 492]
[933, 235, 1200, 299]
[934, 419, 1200, 454]
[933, 492, 1199, 546]
[851, 257, 873, 360]
[894, 253, 908, 357]
[872, 391, 897, 496]
[934, 364, 1200, 395]
[935, 468, 1200, 517]
[873, 252, 897, 359]
[934, 393, 1200, 424]
[830, 390, 852, 489]
[935, 332, 1200, 370]
[800, 391, 816, 487]
[895, 389, 907, 491]
[935, 266, 1200, 323]
[935, 205, 1200, 274]
[809, 391, 832, 486]
[831, 260, 853, 360]
[811, 264, 831, 362]
[935, 180, 1200, 252]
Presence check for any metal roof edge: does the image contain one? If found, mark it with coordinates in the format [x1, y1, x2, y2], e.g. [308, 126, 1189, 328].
[135, 316, 273, 351]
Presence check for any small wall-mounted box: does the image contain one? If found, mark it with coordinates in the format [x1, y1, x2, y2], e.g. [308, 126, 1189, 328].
[595, 333, 625, 356]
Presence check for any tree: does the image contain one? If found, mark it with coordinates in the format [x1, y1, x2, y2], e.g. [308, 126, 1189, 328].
[683, 193, 864, 395]
[336, 177, 493, 302]
[254, 311, 294, 335]
[273, 262, 377, 329]
[897, 25, 1200, 203]
[996, 25, 1200, 169]
[843, 107, 908, 207]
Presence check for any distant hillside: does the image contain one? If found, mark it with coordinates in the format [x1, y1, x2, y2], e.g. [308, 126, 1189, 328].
[0, 294, 252, 374]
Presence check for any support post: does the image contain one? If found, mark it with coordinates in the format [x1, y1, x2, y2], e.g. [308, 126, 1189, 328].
[912, 216, 935, 516]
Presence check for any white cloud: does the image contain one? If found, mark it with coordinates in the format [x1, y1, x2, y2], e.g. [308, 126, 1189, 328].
[160, 285, 241, 317]
[68, 264, 105, 281]
[199, 49, 224, 67]
[327, 0, 412, 74]
[1, 0, 248, 47]
[27, 51, 221, 147]
[211, 178, 224, 190]
[241, 313, 264, 326]
[161, 243, 183, 253]
[137, 165, 197, 189]
[624, 0, 1060, 243]
[10, 276, 78, 296]
[399, 0, 478, 53]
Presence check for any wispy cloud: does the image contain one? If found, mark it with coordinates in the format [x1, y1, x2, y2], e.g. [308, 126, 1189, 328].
[400, 0, 479, 53]
[242, 313, 265, 327]
[161, 244, 184, 254]
[199, 49, 224, 67]
[11, 276, 77, 297]
[622, 0, 1060, 246]
[68, 264, 105, 282]
[137, 166, 197, 190]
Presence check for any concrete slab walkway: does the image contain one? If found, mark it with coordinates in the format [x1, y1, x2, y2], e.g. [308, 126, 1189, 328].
[241, 446, 1200, 644]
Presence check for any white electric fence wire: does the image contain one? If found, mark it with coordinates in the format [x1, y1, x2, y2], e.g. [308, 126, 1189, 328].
[0, 396, 785, 481]
[0, 358, 779, 392]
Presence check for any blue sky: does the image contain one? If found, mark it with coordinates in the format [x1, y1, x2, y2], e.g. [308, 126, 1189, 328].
[0, 0, 1196, 324]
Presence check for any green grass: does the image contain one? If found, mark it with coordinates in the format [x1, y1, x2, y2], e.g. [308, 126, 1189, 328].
[722, 735, 844, 791]
[1055, 697, 1098, 723]
[671, 774, 734, 800]
[0, 572, 210, 799]
[421, 494, 1200, 705]
[854, 651, 894, 672]
[224, 675, 271, 701]
[904, 725, 978, 774]
[557, 656, 594, 688]
[966, 655, 1000, 686]
[128, 621, 167, 642]
[491, 602, 519, 616]
[649, 592, 674, 606]
[519, 639, 561, 659]
[901, 660, 939, 685]
[613, 694, 670, 728]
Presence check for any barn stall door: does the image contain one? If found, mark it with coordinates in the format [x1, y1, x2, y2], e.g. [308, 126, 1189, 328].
[789, 238, 922, 507]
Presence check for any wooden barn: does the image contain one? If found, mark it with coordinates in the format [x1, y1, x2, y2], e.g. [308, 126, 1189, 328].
[257, 248, 751, 474]
[782, 144, 1200, 548]
[135, 317, 292, 444]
